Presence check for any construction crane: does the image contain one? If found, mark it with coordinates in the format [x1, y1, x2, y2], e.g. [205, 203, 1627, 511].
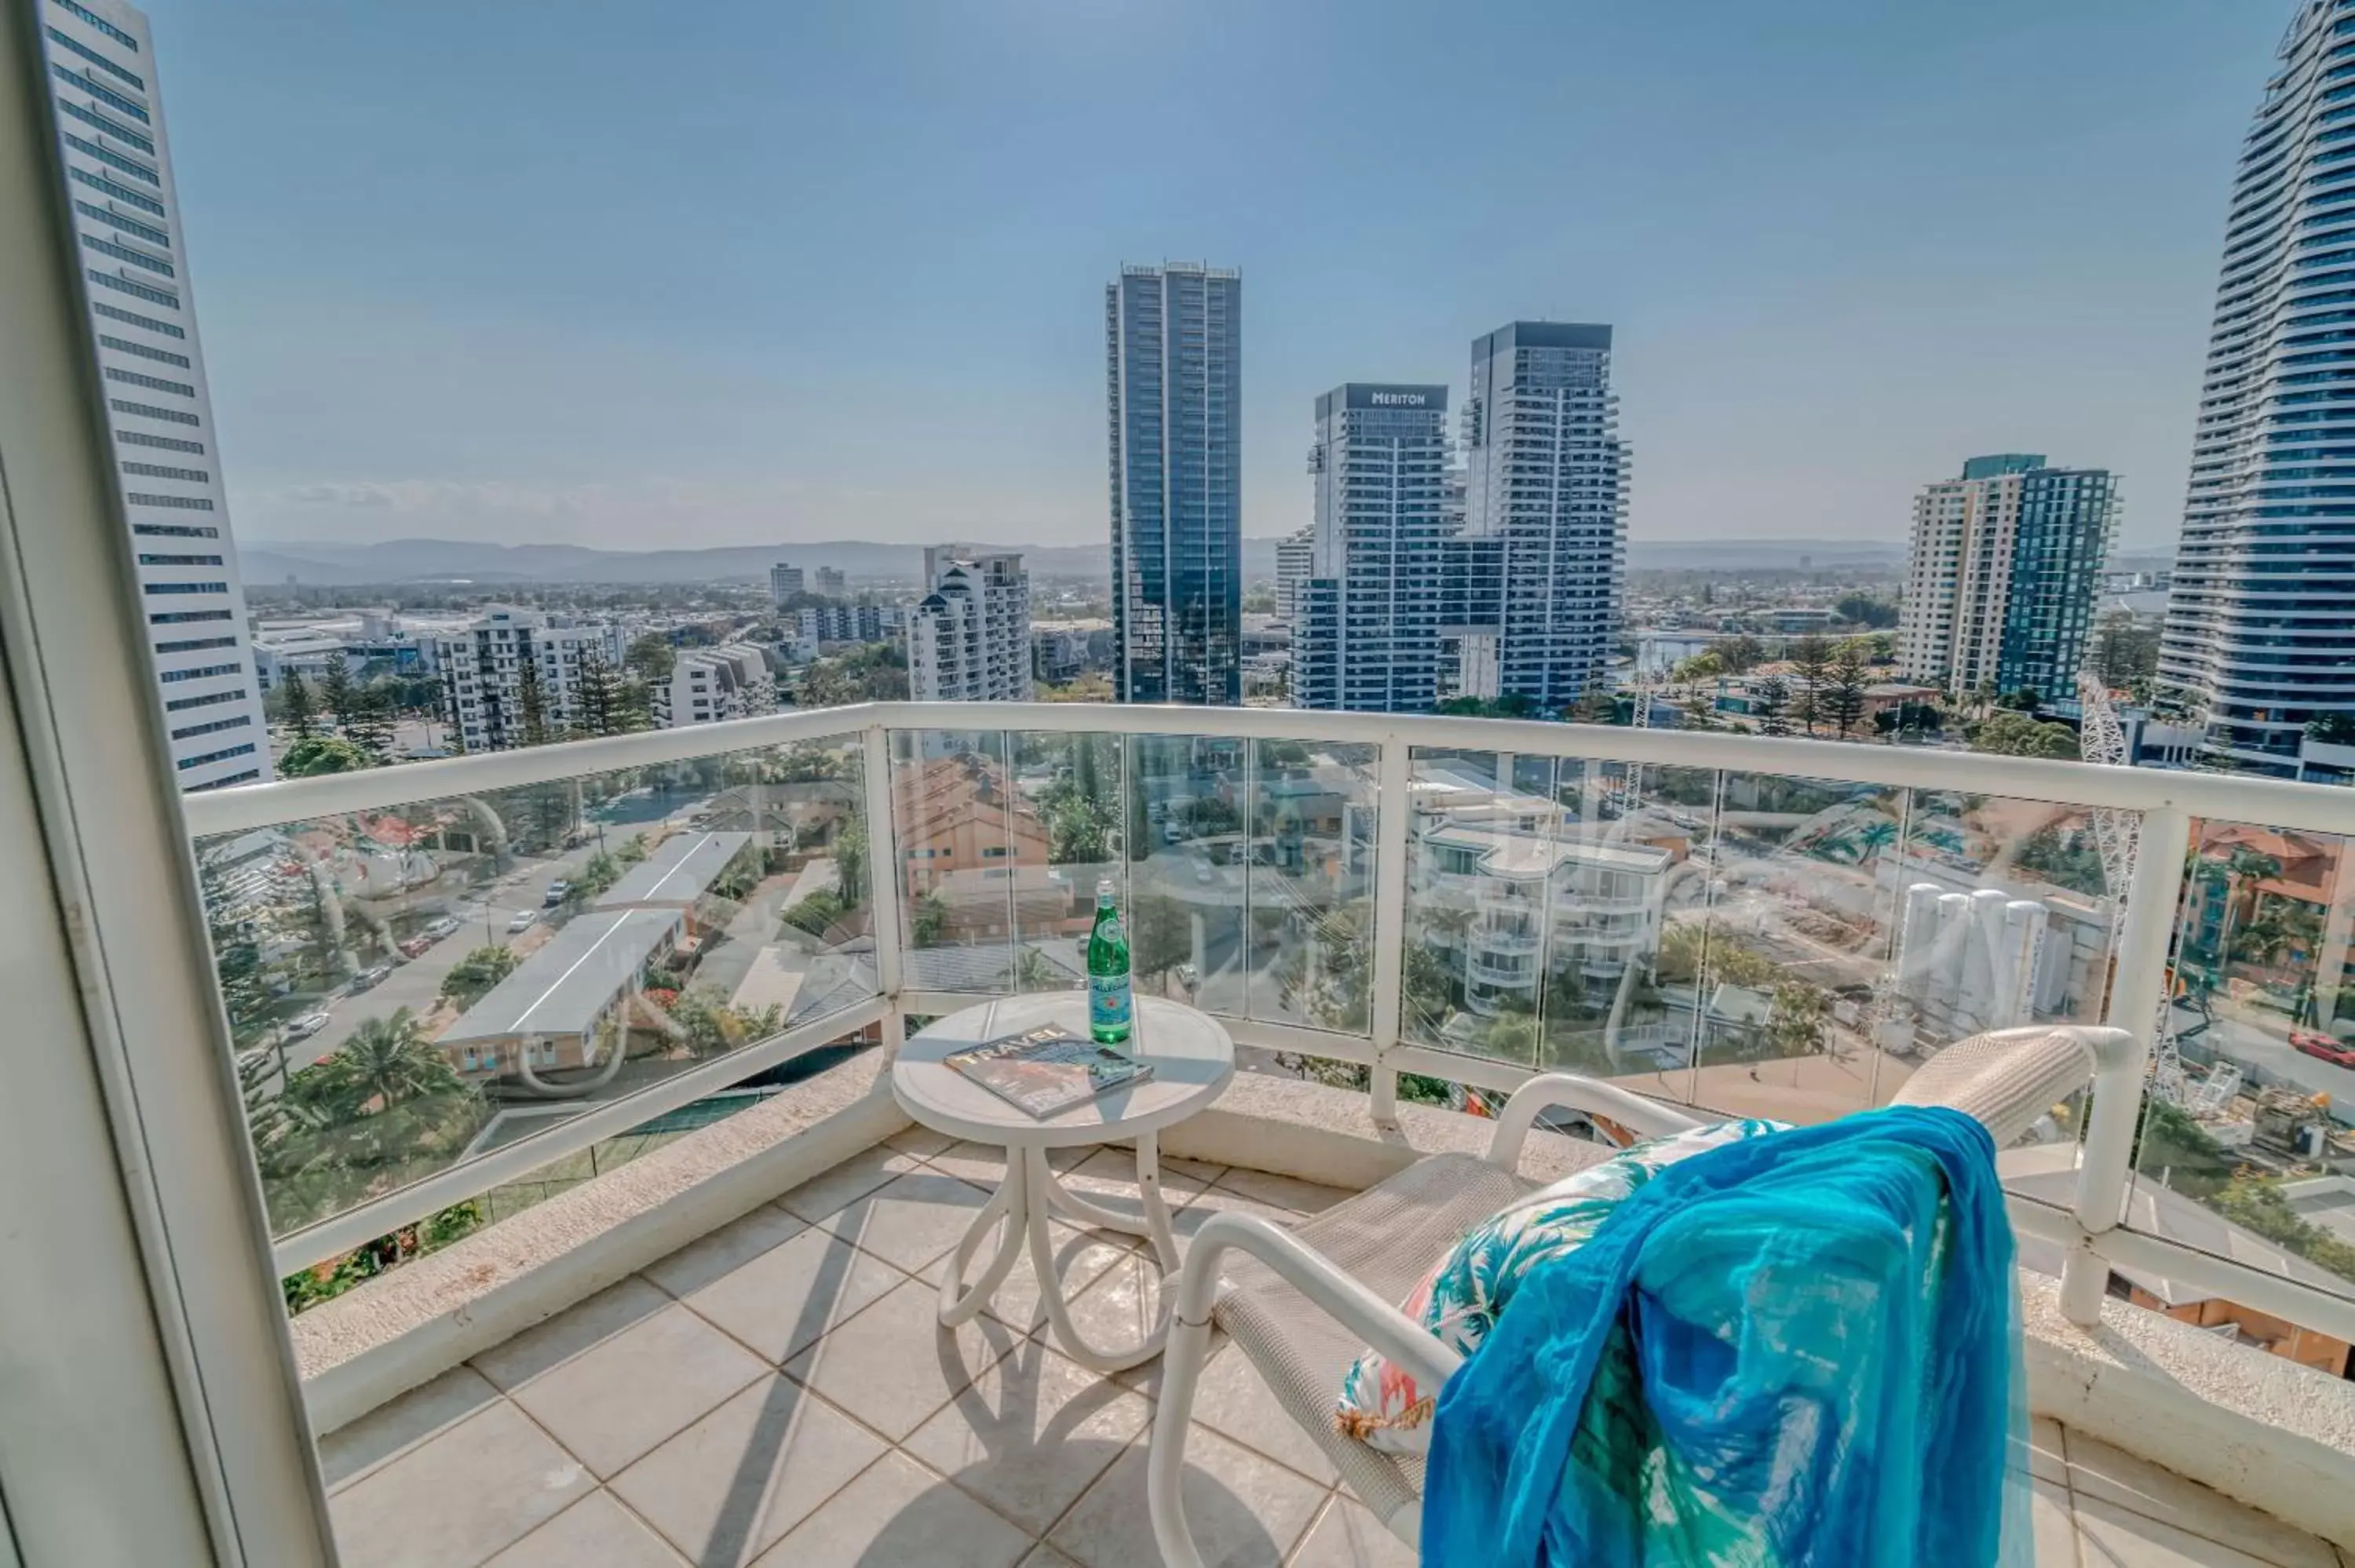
[2079, 669, 2195, 1106]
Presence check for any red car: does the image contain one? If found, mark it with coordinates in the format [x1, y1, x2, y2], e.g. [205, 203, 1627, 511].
[2291, 1030, 2355, 1067]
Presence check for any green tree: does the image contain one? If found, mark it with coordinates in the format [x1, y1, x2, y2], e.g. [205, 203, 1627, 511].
[796, 643, 909, 706]
[2089, 611, 2160, 698]
[910, 889, 948, 946]
[319, 658, 358, 735]
[440, 944, 520, 1008]
[1967, 710, 2081, 760]
[1751, 673, 1792, 736]
[2308, 712, 2355, 746]
[279, 735, 373, 777]
[1832, 593, 1899, 629]
[276, 669, 319, 739]
[1715, 634, 1768, 675]
[834, 816, 869, 909]
[1787, 636, 1833, 734]
[573, 647, 642, 738]
[1821, 638, 1872, 738]
[344, 684, 397, 761]
[624, 633, 677, 683]
[515, 651, 551, 746]
[320, 1008, 463, 1113]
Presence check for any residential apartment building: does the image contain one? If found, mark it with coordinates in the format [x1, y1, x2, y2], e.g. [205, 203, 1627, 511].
[1273, 524, 1313, 622]
[906, 546, 1031, 702]
[814, 567, 846, 596]
[1453, 322, 1630, 709]
[1295, 384, 1454, 713]
[769, 563, 804, 609]
[2159, 0, 2355, 773]
[1408, 758, 1671, 1018]
[654, 644, 776, 729]
[429, 607, 623, 752]
[1897, 454, 2120, 700]
[793, 603, 904, 651]
[41, 0, 269, 788]
[1107, 261, 1243, 705]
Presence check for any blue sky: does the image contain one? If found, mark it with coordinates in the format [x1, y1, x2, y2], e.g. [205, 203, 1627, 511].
[137, 0, 2283, 551]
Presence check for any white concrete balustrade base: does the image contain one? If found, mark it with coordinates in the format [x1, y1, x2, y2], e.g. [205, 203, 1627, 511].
[313, 1129, 2349, 1568]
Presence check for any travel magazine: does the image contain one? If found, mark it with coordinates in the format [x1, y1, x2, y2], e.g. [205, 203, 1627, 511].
[945, 1023, 1154, 1118]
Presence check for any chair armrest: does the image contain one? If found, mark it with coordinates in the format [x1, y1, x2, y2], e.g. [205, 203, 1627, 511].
[1888, 1024, 2128, 1147]
[1486, 1073, 1705, 1170]
[1175, 1210, 1462, 1395]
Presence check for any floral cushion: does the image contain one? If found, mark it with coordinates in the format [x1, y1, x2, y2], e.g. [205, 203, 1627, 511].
[1333, 1118, 1787, 1454]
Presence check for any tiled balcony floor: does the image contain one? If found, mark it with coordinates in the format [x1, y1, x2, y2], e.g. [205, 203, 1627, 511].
[319, 1133, 2348, 1568]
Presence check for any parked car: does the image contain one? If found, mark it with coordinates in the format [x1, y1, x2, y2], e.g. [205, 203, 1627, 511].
[283, 1011, 330, 1042]
[351, 964, 393, 992]
[422, 916, 462, 939]
[506, 910, 539, 935]
[397, 935, 433, 960]
[544, 878, 572, 906]
[2291, 1030, 2355, 1067]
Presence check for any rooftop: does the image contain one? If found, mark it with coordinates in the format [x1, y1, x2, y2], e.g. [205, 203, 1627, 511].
[597, 831, 754, 910]
[437, 907, 685, 1046]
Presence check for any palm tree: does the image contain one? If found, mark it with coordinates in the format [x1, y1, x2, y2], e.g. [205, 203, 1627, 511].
[332, 1008, 464, 1114]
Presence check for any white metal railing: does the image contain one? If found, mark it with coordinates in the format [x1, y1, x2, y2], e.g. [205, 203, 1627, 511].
[180, 702, 2355, 1347]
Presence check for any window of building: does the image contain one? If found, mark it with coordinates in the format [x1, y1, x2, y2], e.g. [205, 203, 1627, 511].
[86, 236, 172, 279]
[52, 64, 149, 123]
[143, 579, 227, 593]
[176, 742, 259, 772]
[58, 100, 154, 155]
[122, 463, 208, 484]
[109, 397, 197, 426]
[46, 26, 144, 88]
[126, 492, 214, 510]
[88, 270, 177, 309]
[100, 338, 188, 374]
[117, 428, 202, 454]
[163, 687, 242, 713]
[57, 0, 141, 51]
[153, 635, 238, 655]
[148, 609, 232, 625]
[68, 166, 163, 221]
[159, 662, 242, 684]
[75, 203, 170, 253]
[169, 714, 252, 742]
[92, 298, 181, 338]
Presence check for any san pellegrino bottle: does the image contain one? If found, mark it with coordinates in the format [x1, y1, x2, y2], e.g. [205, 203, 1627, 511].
[1086, 877, 1134, 1045]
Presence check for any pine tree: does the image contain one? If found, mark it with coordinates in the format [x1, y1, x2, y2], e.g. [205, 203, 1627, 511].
[516, 649, 550, 747]
[1753, 674, 1792, 736]
[345, 684, 397, 760]
[1823, 639, 1873, 738]
[277, 669, 318, 739]
[1787, 636, 1833, 735]
[320, 658, 358, 735]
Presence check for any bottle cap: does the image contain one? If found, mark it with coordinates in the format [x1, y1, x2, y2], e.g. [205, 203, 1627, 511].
[1096, 877, 1115, 899]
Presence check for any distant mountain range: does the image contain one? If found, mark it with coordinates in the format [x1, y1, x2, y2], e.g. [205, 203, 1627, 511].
[237, 534, 1909, 587]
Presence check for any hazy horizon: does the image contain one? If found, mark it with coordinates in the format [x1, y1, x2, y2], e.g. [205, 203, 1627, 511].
[139, 0, 2284, 553]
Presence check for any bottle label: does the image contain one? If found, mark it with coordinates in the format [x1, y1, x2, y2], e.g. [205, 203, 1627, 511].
[1089, 972, 1133, 1034]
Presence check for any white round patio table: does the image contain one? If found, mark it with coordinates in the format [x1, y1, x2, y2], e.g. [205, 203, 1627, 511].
[892, 993, 1235, 1373]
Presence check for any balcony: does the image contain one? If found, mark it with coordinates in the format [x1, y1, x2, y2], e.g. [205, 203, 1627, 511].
[162, 701, 2355, 1562]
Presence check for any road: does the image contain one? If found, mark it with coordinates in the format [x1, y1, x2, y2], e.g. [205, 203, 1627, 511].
[2186, 1005, 2355, 1122]
[276, 848, 601, 1072]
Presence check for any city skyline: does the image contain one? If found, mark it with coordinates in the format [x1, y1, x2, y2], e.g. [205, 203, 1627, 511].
[128, 0, 2281, 552]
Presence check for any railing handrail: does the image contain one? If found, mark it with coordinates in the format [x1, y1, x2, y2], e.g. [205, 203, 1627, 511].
[181, 700, 2355, 842]
[192, 698, 2355, 1353]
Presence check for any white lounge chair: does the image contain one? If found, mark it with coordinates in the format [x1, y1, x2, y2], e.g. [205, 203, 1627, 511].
[1147, 1023, 2130, 1565]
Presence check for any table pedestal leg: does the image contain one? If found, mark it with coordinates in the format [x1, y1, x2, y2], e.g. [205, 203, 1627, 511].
[1024, 1136, 1181, 1372]
[936, 1168, 1022, 1327]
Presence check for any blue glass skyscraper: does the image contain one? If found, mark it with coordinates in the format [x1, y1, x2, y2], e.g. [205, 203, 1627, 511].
[2159, 0, 2355, 771]
[1107, 262, 1242, 706]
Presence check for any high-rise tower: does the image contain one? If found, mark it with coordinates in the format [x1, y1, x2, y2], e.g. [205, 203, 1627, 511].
[1456, 323, 1629, 710]
[1897, 454, 2119, 702]
[42, 0, 270, 787]
[1106, 262, 1242, 705]
[1294, 384, 1452, 712]
[2158, 0, 2355, 772]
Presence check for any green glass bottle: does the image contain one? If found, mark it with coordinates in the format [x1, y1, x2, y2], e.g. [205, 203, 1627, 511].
[1086, 877, 1134, 1045]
